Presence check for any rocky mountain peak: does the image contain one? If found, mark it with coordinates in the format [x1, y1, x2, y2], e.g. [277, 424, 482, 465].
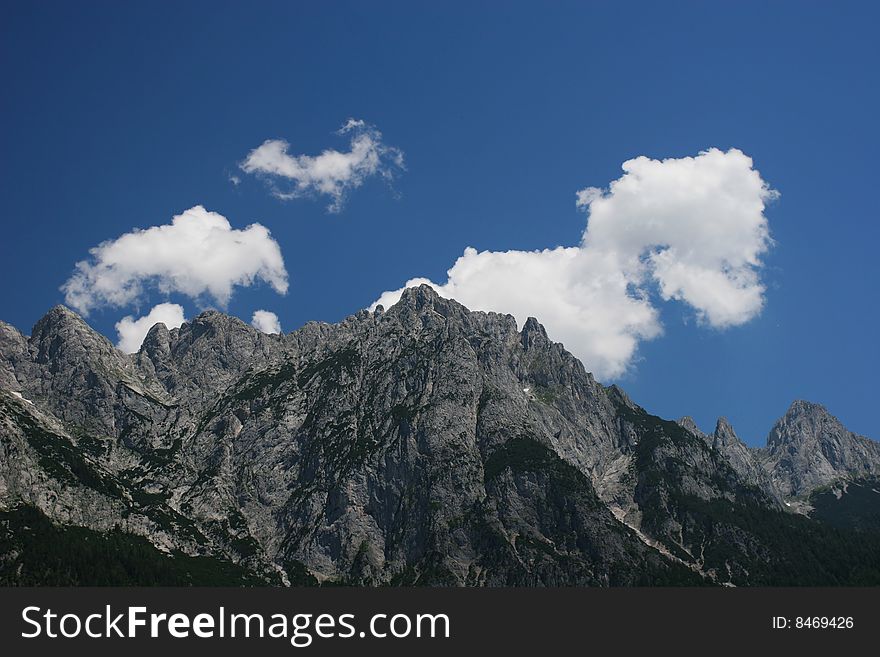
[677, 416, 704, 438]
[395, 283, 443, 311]
[29, 304, 127, 369]
[182, 309, 254, 340]
[141, 322, 171, 349]
[713, 417, 739, 445]
[762, 400, 880, 497]
[141, 321, 172, 356]
[771, 399, 831, 435]
[139, 309, 287, 404]
[36, 304, 83, 324]
[787, 399, 825, 414]
[520, 316, 550, 350]
[382, 285, 522, 345]
[382, 284, 454, 329]
[31, 304, 91, 340]
[768, 400, 845, 449]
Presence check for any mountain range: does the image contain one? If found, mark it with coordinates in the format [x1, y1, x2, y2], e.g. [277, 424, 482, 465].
[1, 285, 879, 585]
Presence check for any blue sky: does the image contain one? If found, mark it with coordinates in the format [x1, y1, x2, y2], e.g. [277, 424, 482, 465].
[1, 1, 878, 444]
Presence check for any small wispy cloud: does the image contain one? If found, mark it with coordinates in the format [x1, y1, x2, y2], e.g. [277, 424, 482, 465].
[240, 119, 404, 212]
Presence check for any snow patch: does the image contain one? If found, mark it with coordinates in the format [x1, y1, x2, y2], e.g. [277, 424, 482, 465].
[10, 391, 34, 405]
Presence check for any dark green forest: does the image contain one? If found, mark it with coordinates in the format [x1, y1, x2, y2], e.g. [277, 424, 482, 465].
[0, 505, 271, 586]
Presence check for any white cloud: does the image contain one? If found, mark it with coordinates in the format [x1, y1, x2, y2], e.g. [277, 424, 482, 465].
[373, 148, 777, 379]
[62, 205, 288, 315]
[251, 309, 282, 334]
[240, 119, 404, 212]
[578, 148, 776, 328]
[115, 303, 186, 353]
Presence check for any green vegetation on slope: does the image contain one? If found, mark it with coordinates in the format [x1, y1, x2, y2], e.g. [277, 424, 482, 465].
[0, 505, 270, 586]
[612, 395, 880, 586]
[809, 476, 880, 534]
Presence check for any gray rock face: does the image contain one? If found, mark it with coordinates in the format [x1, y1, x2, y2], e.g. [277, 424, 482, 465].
[676, 416, 705, 439]
[137, 311, 286, 406]
[1, 285, 878, 585]
[759, 400, 880, 498]
[704, 417, 783, 503]
[0, 321, 33, 391]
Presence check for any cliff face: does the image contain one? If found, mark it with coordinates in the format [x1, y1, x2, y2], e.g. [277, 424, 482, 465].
[1, 285, 879, 586]
[676, 416, 784, 505]
[759, 400, 880, 498]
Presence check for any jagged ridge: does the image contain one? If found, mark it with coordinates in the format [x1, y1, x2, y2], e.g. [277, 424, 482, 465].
[1, 285, 879, 585]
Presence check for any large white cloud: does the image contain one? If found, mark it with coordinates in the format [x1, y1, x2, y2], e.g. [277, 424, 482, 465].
[62, 205, 289, 315]
[251, 309, 282, 334]
[240, 119, 405, 212]
[373, 148, 777, 379]
[115, 303, 186, 353]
